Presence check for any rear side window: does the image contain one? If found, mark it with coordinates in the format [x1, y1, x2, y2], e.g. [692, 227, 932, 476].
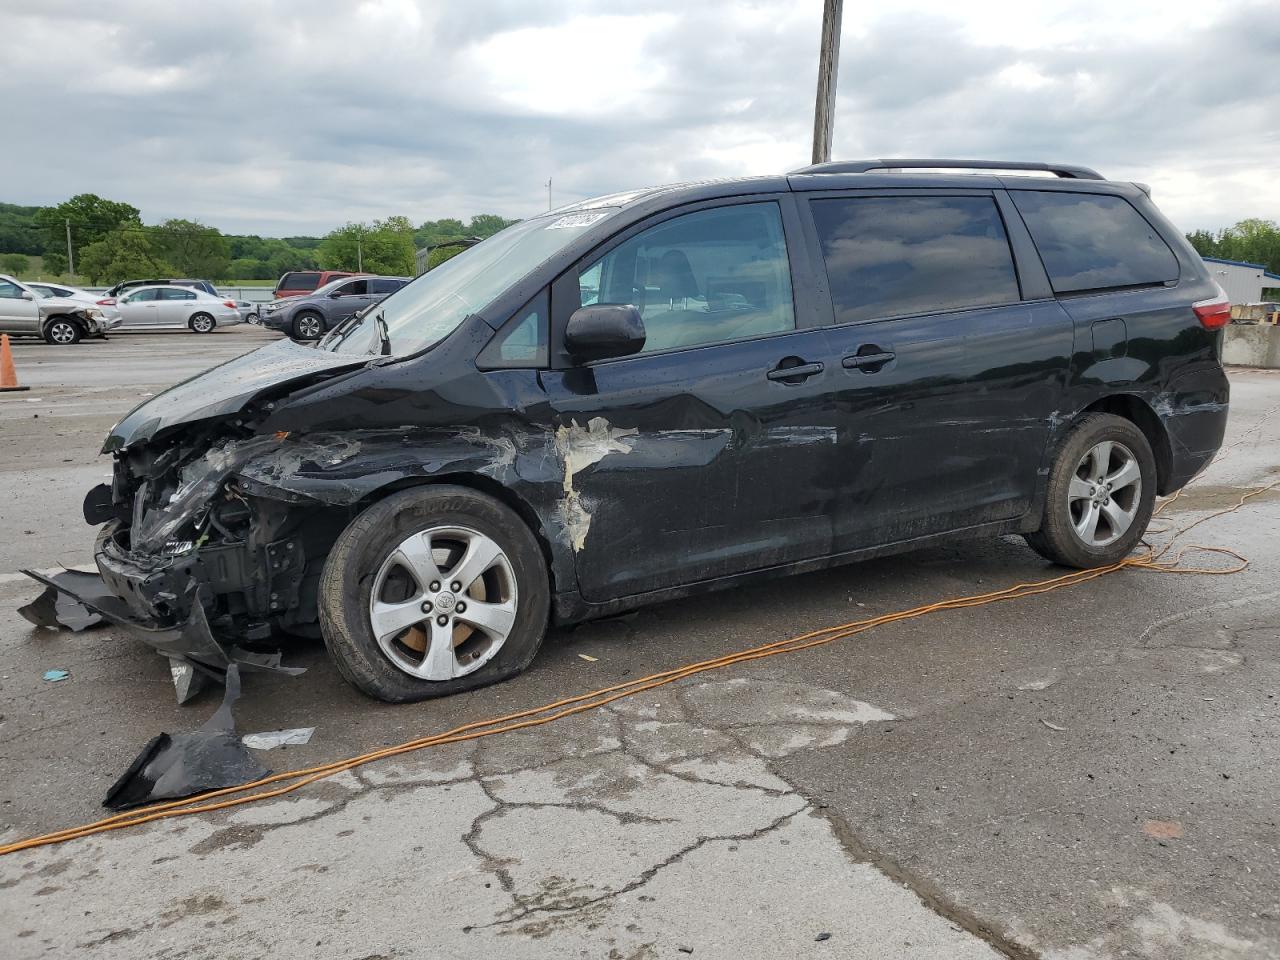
[369, 278, 403, 295]
[810, 196, 1021, 324]
[1011, 191, 1178, 294]
[159, 288, 195, 300]
[282, 272, 321, 291]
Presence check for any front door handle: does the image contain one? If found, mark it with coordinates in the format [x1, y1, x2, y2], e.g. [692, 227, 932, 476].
[767, 359, 824, 383]
[843, 349, 896, 372]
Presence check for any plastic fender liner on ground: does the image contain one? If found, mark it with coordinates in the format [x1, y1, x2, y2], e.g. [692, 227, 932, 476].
[1, 473, 1275, 857]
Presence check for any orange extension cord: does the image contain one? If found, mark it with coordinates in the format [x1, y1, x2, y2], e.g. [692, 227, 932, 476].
[1, 457, 1275, 857]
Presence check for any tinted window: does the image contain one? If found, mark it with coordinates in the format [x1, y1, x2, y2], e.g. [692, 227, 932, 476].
[579, 203, 795, 355]
[0, 280, 23, 299]
[336, 279, 368, 296]
[159, 288, 196, 300]
[283, 272, 322, 291]
[810, 196, 1021, 324]
[369, 278, 403, 295]
[1011, 191, 1178, 293]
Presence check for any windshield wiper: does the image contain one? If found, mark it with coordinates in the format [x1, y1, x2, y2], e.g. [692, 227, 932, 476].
[374, 310, 391, 356]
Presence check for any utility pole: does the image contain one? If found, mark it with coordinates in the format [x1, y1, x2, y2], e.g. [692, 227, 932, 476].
[811, 0, 844, 165]
[65, 218, 75, 278]
[356, 233, 363, 272]
[546, 177, 552, 211]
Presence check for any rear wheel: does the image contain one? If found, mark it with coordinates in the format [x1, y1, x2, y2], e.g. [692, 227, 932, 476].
[319, 486, 550, 702]
[189, 313, 215, 333]
[294, 312, 324, 340]
[1025, 413, 1156, 568]
[44, 318, 82, 345]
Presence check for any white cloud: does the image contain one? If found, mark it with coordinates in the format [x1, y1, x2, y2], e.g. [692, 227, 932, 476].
[0, 0, 1273, 235]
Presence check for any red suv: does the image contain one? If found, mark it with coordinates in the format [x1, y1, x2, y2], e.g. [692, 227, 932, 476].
[273, 270, 366, 299]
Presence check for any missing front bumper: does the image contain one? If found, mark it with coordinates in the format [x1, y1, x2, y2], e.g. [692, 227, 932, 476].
[20, 568, 305, 704]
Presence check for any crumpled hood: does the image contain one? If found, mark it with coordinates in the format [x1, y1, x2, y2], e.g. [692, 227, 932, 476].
[104, 338, 373, 452]
[38, 295, 92, 317]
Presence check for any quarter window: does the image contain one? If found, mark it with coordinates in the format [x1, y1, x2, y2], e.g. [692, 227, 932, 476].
[578, 203, 795, 354]
[810, 196, 1021, 324]
[1010, 191, 1178, 293]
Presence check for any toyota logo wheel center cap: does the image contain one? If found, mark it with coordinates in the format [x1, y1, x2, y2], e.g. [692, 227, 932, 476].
[435, 591, 457, 613]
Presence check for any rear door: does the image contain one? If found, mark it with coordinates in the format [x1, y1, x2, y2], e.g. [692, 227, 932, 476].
[156, 287, 197, 325]
[0, 278, 40, 333]
[798, 190, 1073, 551]
[117, 287, 161, 327]
[541, 197, 839, 601]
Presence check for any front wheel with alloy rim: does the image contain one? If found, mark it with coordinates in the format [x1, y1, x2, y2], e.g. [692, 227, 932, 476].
[318, 486, 550, 702]
[44, 318, 82, 345]
[293, 312, 324, 340]
[189, 313, 215, 333]
[1024, 413, 1157, 568]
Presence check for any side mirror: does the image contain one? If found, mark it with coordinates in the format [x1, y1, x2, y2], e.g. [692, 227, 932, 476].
[328, 290, 343, 298]
[565, 304, 646, 363]
[21, 290, 35, 301]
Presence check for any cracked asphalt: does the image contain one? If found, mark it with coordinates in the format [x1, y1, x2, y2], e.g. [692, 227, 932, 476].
[1, 328, 1278, 959]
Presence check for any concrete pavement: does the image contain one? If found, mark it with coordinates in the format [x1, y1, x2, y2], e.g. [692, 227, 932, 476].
[1, 328, 1278, 958]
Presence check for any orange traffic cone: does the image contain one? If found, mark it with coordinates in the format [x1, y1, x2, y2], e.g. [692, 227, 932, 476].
[1, 334, 30, 392]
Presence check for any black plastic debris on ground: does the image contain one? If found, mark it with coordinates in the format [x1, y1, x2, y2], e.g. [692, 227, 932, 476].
[20, 567, 305, 705]
[18, 571, 106, 632]
[103, 664, 270, 810]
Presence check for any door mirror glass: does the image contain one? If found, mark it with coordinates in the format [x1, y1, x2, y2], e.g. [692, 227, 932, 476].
[565, 304, 646, 363]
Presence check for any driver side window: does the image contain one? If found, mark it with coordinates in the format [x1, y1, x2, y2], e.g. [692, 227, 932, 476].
[577, 203, 795, 354]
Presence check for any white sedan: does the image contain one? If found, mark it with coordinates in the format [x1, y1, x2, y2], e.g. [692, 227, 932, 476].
[27, 281, 123, 328]
[103, 285, 243, 333]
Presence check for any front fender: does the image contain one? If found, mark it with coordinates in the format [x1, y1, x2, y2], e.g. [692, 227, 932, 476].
[232, 428, 579, 610]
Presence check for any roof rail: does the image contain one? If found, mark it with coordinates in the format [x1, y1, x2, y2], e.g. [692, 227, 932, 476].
[790, 159, 1105, 180]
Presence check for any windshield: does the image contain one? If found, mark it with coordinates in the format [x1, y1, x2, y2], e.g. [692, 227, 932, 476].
[321, 209, 617, 356]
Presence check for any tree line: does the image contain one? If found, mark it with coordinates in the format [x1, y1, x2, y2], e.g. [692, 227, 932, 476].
[0, 193, 517, 284]
[1184, 219, 1280, 278]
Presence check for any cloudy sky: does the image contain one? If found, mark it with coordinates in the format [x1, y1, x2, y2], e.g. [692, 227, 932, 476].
[2, 0, 1275, 236]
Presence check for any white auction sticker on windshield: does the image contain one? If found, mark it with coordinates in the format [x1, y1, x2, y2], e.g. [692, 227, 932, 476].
[546, 211, 612, 230]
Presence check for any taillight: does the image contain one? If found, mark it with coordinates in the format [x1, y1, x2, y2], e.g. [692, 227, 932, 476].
[1192, 297, 1231, 330]
[96, 298, 116, 306]
[223, 300, 237, 309]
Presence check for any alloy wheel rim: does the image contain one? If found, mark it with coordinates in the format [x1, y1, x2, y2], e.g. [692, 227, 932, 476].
[299, 316, 320, 338]
[1068, 440, 1141, 548]
[193, 316, 213, 332]
[368, 525, 518, 681]
[52, 322, 74, 343]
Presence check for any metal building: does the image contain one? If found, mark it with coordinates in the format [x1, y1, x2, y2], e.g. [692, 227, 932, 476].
[1201, 256, 1280, 305]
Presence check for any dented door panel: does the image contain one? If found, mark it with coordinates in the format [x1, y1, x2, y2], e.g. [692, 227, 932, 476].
[542, 327, 840, 601]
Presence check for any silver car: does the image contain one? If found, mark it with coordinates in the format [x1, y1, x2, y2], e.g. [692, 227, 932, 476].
[0, 274, 112, 344]
[27, 282, 122, 330]
[108, 285, 243, 333]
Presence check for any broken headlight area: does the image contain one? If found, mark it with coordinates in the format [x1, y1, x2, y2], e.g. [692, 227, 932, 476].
[28, 428, 359, 699]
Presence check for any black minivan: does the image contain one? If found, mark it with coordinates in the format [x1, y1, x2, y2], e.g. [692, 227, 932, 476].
[46, 160, 1231, 703]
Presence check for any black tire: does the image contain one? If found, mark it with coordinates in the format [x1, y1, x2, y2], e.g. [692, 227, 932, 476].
[293, 311, 325, 340]
[43, 317, 83, 345]
[1025, 413, 1157, 568]
[189, 313, 216, 333]
[318, 485, 550, 703]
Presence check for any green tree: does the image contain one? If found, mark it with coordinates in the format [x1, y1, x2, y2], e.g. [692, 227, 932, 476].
[318, 219, 415, 275]
[1187, 219, 1280, 275]
[42, 251, 67, 275]
[78, 229, 174, 284]
[34, 194, 141, 254]
[467, 213, 516, 237]
[0, 253, 29, 275]
[152, 218, 231, 279]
